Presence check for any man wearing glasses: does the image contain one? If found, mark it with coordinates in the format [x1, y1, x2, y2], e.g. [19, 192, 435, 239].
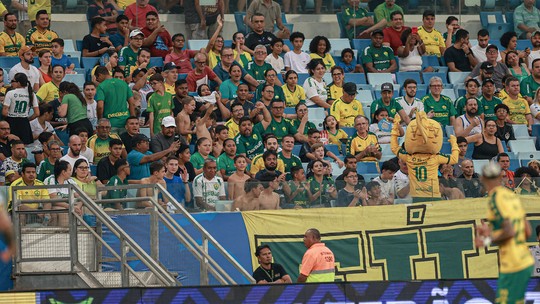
[247, 45, 274, 83]
[87, 119, 126, 164]
[213, 47, 259, 88]
[467, 44, 510, 91]
[421, 77, 457, 127]
[119, 29, 145, 76]
[186, 52, 222, 92]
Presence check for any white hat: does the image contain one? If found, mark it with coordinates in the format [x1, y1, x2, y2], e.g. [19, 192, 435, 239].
[129, 29, 145, 38]
[161, 116, 176, 128]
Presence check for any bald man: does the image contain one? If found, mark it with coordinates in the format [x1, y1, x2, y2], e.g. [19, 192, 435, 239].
[60, 135, 89, 170]
[297, 228, 335, 283]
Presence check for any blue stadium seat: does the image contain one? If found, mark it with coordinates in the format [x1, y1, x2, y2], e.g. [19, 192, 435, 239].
[293, 144, 302, 156]
[509, 159, 520, 171]
[178, 74, 188, 80]
[508, 139, 537, 152]
[421, 55, 440, 69]
[344, 73, 366, 84]
[284, 107, 295, 115]
[380, 144, 393, 157]
[532, 124, 540, 149]
[445, 125, 455, 137]
[76, 40, 83, 51]
[351, 39, 371, 52]
[149, 57, 164, 68]
[448, 72, 469, 85]
[140, 127, 150, 138]
[363, 173, 379, 181]
[188, 40, 209, 50]
[423, 72, 448, 84]
[512, 124, 532, 139]
[325, 144, 341, 156]
[487, 23, 514, 41]
[357, 162, 379, 174]
[517, 151, 540, 162]
[81, 57, 99, 68]
[479, 12, 505, 27]
[0, 57, 20, 68]
[516, 40, 533, 51]
[301, 39, 312, 52]
[342, 127, 356, 137]
[356, 90, 374, 103]
[367, 73, 393, 85]
[442, 89, 456, 100]
[63, 39, 77, 53]
[396, 71, 422, 84]
[297, 73, 309, 84]
[329, 39, 351, 53]
[505, 12, 514, 26]
[63, 74, 85, 88]
[90, 165, 97, 176]
[472, 159, 489, 174]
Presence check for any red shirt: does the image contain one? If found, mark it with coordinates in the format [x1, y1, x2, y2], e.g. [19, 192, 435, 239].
[186, 66, 219, 92]
[124, 4, 158, 28]
[165, 49, 198, 74]
[383, 26, 409, 54]
[141, 27, 172, 58]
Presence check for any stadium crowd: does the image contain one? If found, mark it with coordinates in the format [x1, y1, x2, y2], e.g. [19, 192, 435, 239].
[0, 0, 539, 220]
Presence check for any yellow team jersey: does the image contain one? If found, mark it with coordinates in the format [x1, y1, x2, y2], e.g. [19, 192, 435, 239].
[249, 153, 285, 175]
[225, 118, 240, 139]
[327, 83, 343, 101]
[330, 98, 364, 127]
[487, 186, 534, 274]
[233, 50, 252, 68]
[87, 133, 123, 163]
[310, 53, 335, 70]
[282, 84, 306, 107]
[502, 96, 531, 124]
[9, 178, 49, 211]
[0, 2, 7, 16]
[327, 129, 349, 146]
[117, 0, 136, 9]
[28, 0, 51, 21]
[348, 132, 380, 161]
[208, 50, 221, 69]
[0, 31, 25, 57]
[36, 81, 59, 103]
[26, 28, 59, 52]
[165, 82, 175, 95]
[417, 26, 445, 57]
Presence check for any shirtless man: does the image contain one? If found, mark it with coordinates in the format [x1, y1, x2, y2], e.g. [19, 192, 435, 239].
[195, 105, 216, 144]
[176, 97, 196, 143]
[232, 178, 263, 211]
[228, 155, 251, 200]
[138, 161, 167, 209]
[257, 171, 280, 210]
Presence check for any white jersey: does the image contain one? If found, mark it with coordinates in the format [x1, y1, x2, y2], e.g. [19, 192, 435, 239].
[265, 54, 285, 73]
[60, 154, 89, 172]
[457, 114, 483, 136]
[193, 173, 225, 208]
[303, 77, 327, 107]
[394, 96, 423, 119]
[284, 50, 311, 74]
[471, 45, 502, 63]
[4, 87, 38, 118]
[528, 50, 540, 70]
[393, 169, 412, 203]
[372, 176, 394, 201]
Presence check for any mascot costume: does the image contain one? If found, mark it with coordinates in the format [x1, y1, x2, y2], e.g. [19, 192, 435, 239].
[390, 112, 459, 202]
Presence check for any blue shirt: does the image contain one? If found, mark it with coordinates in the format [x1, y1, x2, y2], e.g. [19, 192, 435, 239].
[109, 32, 126, 49]
[337, 61, 355, 73]
[164, 175, 186, 205]
[127, 149, 152, 180]
[51, 54, 73, 69]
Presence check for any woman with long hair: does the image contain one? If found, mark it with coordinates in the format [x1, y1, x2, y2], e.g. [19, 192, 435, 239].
[232, 31, 252, 68]
[71, 158, 103, 199]
[309, 36, 335, 70]
[303, 59, 329, 108]
[307, 159, 337, 208]
[500, 31, 530, 66]
[205, 16, 224, 69]
[44, 160, 81, 226]
[397, 28, 426, 72]
[2, 73, 39, 144]
[281, 70, 306, 107]
[38, 49, 53, 83]
[91, 49, 119, 83]
[58, 81, 94, 136]
[506, 50, 530, 82]
[468, 119, 504, 160]
[327, 66, 344, 103]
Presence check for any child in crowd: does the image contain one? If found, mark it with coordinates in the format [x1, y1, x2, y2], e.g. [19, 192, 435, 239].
[190, 137, 216, 175]
[228, 155, 250, 200]
[283, 165, 310, 208]
[453, 136, 469, 177]
[265, 38, 285, 73]
[372, 160, 398, 204]
[320, 115, 348, 150]
[369, 108, 397, 144]
[364, 181, 392, 206]
[105, 158, 130, 210]
[337, 48, 363, 73]
[284, 32, 311, 74]
[217, 138, 236, 181]
[51, 38, 75, 73]
[163, 156, 190, 209]
[212, 125, 229, 158]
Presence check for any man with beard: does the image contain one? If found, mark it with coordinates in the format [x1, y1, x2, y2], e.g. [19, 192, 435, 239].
[254, 150, 284, 182]
[232, 178, 264, 211]
[250, 134, 285, 175]
[0, 121, 19, 161]
[528, 31, 540, 68]
[87, 118, 126, 163]
[520, 58, 540, 104]
[150, 116, 184, 153]
[361, 29, 397, 73]
[454, 98, 484, 137]
[252, 244, 292, 284]
[471, 29, 502, 63]
[225, 102, 245, 139]
[120, 116, 140, 153]
[457, 159, 483, 198]
[467, 45, 510, 91]
[454, 79, 481, 116]
[479, 78, 502, 120]
[0, 140, 28, 185]
[9, 45, 42, 91]
[235, 106, 271, 161]
[395, 79, 423, 120]
[0, 13, 25, 57]
[60, 135, 88, 169]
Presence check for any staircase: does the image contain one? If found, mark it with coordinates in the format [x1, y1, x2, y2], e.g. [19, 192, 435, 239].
[10, 183, 254, 290]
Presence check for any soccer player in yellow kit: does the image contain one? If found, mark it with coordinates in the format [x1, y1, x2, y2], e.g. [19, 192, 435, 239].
[476, 162, 534, 304]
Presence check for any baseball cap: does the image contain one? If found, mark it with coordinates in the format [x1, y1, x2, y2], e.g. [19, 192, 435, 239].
[163, 62, 176, 71]
[371, 29, 384, 37]
[130, 29, 145, 38]
[486, 44, 498, 53]
[18, 45, 34, 58]
[482, 78, 495, 86]
[161, 116, 176, 128]
[5, 170, 15, 178]
[533, 30, 540, 37]
[343, 82, 357, 95]
[132, 134, 150, 147]
[480, 62, 494, 73]
[381, 82, 394, 92]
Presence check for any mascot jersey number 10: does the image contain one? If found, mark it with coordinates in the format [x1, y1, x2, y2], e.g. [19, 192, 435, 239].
[390, 112, 459, 202]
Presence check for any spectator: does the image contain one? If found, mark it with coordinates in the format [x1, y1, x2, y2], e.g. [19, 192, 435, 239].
[247, 45, 273, 84]
[453, 136, 469, 177]
[124, 48, 152, 82]
[183, 0, 204, 40]
[231, 32, 252, 68]
[309, 36, 335, 71]
[278, 134, 301, 177]
[457, 159, 483, 198]
[438, 164, 465, 200]
[200, 0, 224, 39]
[86, 0, 118, 34]
[137, 161, 167, 208]
[497, 152, 515, 188]
[303, 59, 328, 108]
[224, 102, 244, 139]
[118, 30, 145, 78]
[337, 48, 363, 73]
[60, 135, 89, 169]
[74, 128, 94, 164]
[255, 69, 285, 102]
[471, 29, 502, 63]
[369, 108, 393, 144]
[0, 121, 19, 161]
[87, 118, 125, 163]
[364, 181, 392, 205]
[95, 66, 137, 133]
[373, 159, 397, 203]
[214, 47, 258, 91]
[9, 45, 42, 91]
[500, 31, 530, 67]
[417, 10, 445, 57]
[165, 33, 197, 73]
[119, 116, 139, 153]
[342, 0, 373, 40]
[321, 115, 348, 150]
[57, 82, 94, 136]
[281, 70, 305, 107]
[265, 38, 285, 73]
[393, 158, 411, 203]
[231, 84, 256, 121]
[374, 0, 403, 28]
[151, 116, 180, 154]
[227, 154, 250, 200]
[336, 168, 366, 207]
[514, 0, 540, 39]
[25, 10, 58, 54]
[528, 159, 540, 176]
[479, 78, 502, 121]
[329, 82, 364, 127]
[531, 87, 540, 123]
[306, 159, 336, 208]
[0, 13, 25, 57]
[37, 64, 62, 103]
[193, 158, 225, 210]
[468, 45, 510, 91]
[507, 50, 531, 83]
[29, 103, 62, 149]
[297, 228, 335, 282]
[371, 82, 409, 124]
[514, 166, 540, 195]
[103, 158, 129, 210]
[191, 137, 217, 175]
[215, 138, 236, 181]
[468, 119, 504, 160]
[520, 58, 540, 103]
[257, 171, 281, 209]
[348, 115, 381, 162]
[159, 62, 178, 95]
[455, 79, 480, 116]
[36, 140, 62, 181]
[172, 79, 189, 116]
[146, 74, 173, 136]
[382, 11, 407, 54]
[109, 15, 130, 51]
[268, 99, 306, 142]
[250, 134, 285, 175]
[444, 29, 477, 72]
[163, 156, 190, 207]
[176, 97, 196, 143]
[395, 79, 423, 120]
[235, 116, 265, 160]
[441, 16, 459, 47]
[129, 67, 153, 109]
[283, 165, 309, 207]
[37, 49, 52, 83]
[362, 30, 397, 73]
[245, 13, 278, 53]
[96, 138, 123, 184]
[9, 162, 51, 223]
[284, 31, 310, 74]
[454, 97, 483, 138]
[3, 73, 39, 144]
[141, 11, 172, 59]
[327, 66, 344, 103]
[502, 76, 534, 130]
[0, 140, 29, 185]
[246, 0, 289, 39]
[528, 31, 540, 68]
[231, 178, 262, 211]
[494, 103, 516, 147]
[422, 77, 456, 126]
[127, 133, 179, 180]
[335, 155, 365, 191]
[124, 0, 157, 29]
[186, 52, 222, 92]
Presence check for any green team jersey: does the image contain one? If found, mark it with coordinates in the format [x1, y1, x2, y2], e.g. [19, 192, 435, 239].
[421, 94, 457, 126]
[235, 131, 264, 160]
[61, 94, 88, 124]
[454, 96, 482, 116]
[37, 158, 54, 181]
[105, 175, 128, 199]
[291, 119, 317, 135]
[287, 181, 310, 207]
[147, 91, 174, 134]
[247, 61, 273, 83]
[479, 95, 502, 120]
[118, 45, 138, 72]
[190, 152, 216, 170]
[95, 78, 133, 128]
[361, 45, 395, 71]
[342, 5, 370, 40]
[263, 118, 298, 142]
[370, 98, 403, 121]
[308, 176, 335, 206]
[279, 152, 302, 180]
[217, 153, 236, 176]
[255, 83, 286, 102]
[520, 75, 540, 99]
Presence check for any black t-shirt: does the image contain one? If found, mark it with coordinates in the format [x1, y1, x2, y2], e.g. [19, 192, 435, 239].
[245, 31, 277, 53]
[252, 263, 288, 283]
[82, 34, 112, 53]
[496, 123, 515, 144]
[443, 46, 472, 72]
[97, 156, 117, 183]
[120, 132, 134, 153]
[335, 173, 365, 191]
[0, 139, 12, 158]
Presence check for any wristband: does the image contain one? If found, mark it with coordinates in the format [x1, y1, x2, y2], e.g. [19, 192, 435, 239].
[483, 236, 492, 247]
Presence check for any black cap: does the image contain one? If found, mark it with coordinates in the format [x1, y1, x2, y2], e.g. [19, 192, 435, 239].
[480, 62, 494, 73]
[132, 68, 148, 78]
[371, 29, 384, 37]
[132, 134, 150, 147]
[114, 158, 128, 170]
[482, 78, 495, 86]
[423, 10, 435, 18]
[486, 44, 498, 53]
[343, 82, 357, 95]
[381, 82, 394, 92]
[163, 62, 176, 71]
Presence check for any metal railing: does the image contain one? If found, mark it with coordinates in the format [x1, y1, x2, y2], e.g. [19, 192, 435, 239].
[11, 183, 179, 288]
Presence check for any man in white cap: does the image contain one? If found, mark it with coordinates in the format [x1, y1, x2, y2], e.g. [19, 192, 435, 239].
[118, 29, 144, 75]
[151, 116, 184, 153]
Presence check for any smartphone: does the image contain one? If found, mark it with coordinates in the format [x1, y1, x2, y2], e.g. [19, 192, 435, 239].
[412, 27, 418, 35]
